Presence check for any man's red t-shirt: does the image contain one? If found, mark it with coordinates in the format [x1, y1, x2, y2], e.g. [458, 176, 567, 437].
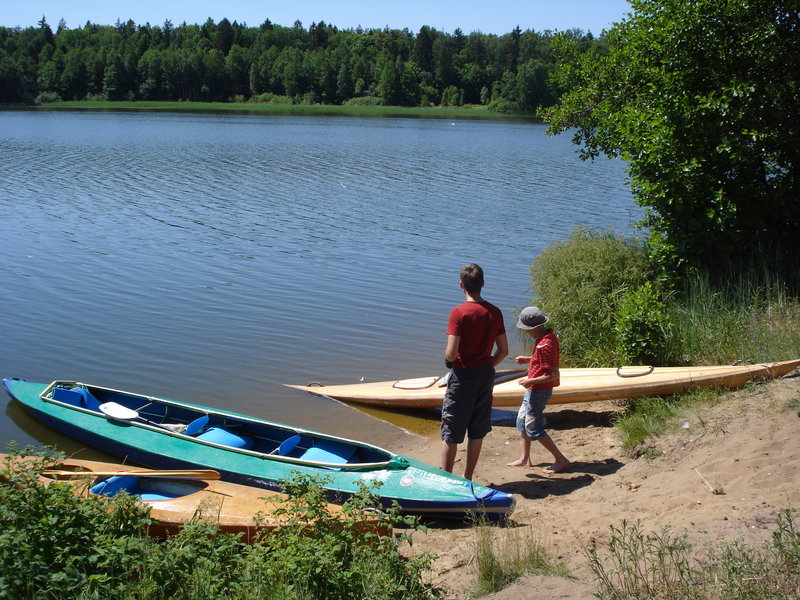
[447, 301, 505, 368]
[527, 330, 560, 390]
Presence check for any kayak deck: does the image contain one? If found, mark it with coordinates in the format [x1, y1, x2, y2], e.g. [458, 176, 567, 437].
[285, 359, 800, 408]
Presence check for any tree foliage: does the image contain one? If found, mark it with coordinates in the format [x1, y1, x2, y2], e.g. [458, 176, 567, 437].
[541, 0, 800, 281]
[0, 16, 603, 112]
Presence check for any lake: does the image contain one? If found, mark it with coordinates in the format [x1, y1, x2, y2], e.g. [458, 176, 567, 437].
[0, 109, 640, 454]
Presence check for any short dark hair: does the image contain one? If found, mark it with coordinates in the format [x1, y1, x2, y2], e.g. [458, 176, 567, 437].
[460, 263, 484, 294]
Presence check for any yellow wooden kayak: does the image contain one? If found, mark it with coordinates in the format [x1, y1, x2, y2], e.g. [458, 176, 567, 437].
[0, 453, 386, 543]
[285, 359, 800, 409]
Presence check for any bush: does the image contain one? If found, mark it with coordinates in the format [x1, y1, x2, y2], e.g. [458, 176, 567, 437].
[343, 96, 384, 107]
[0, 446, 438, 600]
[615, 281, 673, 365]
[248, 92, 294, 105]
[34, 91, 62, 104]
[528, 228, 657, 365]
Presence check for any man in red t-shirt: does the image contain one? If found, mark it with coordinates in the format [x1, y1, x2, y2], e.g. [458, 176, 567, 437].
[507, 306, 570, 474]
[441, 263, 508, 481]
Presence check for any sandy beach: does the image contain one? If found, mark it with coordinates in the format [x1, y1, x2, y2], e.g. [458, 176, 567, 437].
[390, 371, 800, 599]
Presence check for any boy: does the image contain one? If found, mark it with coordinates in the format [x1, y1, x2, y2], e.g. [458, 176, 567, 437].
[507, 306, 570, 474]
[441, 263, 508, 481]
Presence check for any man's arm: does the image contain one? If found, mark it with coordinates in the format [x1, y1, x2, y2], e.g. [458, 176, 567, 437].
[492, 333, 508, 366]
[445, 334, 460, 364]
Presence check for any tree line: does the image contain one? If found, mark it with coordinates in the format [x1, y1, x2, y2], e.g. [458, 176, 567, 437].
[0, 16, 603, 110]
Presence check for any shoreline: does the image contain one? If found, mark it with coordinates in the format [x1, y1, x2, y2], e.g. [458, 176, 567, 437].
[2, 100, 540, 122]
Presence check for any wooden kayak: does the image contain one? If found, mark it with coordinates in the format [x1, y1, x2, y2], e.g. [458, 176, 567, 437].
[284, 359, 800, 409]
[3, 379, 515, 520]
[0, 453, 385, 543]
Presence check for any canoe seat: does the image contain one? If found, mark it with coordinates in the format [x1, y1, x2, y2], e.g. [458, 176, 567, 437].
[80, 387, 103, 411]
[195, 426, 255, 450]
[300, 439, 356, 465]
[90, 475, 184, 501]
[52, 386, 102, 411]
[185, 415, 210, 436]
[271, 434, 301, 456]
[53, 386, 83, 407]
[90, 475, 142, 497]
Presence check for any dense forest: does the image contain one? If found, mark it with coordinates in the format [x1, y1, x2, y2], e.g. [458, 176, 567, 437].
[0, 16, 602, 111]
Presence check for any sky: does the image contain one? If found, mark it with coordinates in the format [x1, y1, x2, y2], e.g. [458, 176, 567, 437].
[5, 1, 632, 37]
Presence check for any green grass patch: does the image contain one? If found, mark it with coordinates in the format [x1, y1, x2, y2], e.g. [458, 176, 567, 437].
[34, 100, 537, 122]
[613, 387, 725, 455]
[471, 516, 568, 596]
[588, 511, 800, 600]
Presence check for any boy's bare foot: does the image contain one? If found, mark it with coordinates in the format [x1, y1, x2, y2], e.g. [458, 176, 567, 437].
[544, 460, 571, 474]
[506, 458, 532, 467]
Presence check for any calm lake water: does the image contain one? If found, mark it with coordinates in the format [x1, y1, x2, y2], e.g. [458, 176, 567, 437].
[0, 109, 640, 455]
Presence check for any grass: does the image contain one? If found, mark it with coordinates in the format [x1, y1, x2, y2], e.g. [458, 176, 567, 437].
[588, 511, 800, 600]
[613, 387, 726, 455]
[664, 270, 800, 366]
[31, 100, 537, 122]
[471, 514, 569, 596]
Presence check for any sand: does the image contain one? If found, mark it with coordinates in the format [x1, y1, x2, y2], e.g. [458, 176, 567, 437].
[390, 371, 800, 599]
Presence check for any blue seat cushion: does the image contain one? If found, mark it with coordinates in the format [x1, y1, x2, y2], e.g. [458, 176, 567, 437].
[185, 415, 210, 436]
[275, 434, 301, 456]
[90, 475, 140, 497]
[195, 426, 255, 449]
[301, 439, 356, 465]
[53, 387, 83, 407]
[80, 387, 103, 411]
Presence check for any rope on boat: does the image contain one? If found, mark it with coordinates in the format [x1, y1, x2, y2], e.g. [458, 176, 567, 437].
[615, 365, 655, 378]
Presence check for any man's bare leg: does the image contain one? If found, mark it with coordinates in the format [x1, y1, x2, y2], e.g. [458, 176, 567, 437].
[464, 437, 483, 481]
[440, 440, 458, 473]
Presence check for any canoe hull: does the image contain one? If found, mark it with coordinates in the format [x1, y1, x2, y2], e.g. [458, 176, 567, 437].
[285, 360, 800, 409]
[3, 379, 514, 521]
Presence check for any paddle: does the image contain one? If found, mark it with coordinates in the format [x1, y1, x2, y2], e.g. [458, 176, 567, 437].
[43, 469, 221, 480]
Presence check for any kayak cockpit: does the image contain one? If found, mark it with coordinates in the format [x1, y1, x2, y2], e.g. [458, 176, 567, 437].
[41, 381, 401, 470]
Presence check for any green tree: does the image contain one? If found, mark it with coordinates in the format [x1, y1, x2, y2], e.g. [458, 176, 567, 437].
[378, 56, 403, 105]
[413, 25, 434, 73]
[542, 0, 800, 280]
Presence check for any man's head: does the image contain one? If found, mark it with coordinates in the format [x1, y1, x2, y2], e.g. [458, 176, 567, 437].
[459, 263, 484, 294]
[516, 306, 548, 330]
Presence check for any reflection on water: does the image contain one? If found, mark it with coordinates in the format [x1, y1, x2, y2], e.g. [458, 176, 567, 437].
[0, 110, 639, 451]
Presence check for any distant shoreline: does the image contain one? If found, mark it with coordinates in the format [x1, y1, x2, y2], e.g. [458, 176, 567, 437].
[7, 101, 540, 122]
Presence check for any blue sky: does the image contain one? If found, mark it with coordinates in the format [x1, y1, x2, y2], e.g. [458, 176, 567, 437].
[5, 1, 632, 36]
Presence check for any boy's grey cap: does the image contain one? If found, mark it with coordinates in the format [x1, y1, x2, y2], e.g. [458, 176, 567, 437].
[516, 306, 548, 330]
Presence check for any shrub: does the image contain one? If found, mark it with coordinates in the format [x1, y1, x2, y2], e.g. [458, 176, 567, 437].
[0, 447, 437, 600]
[529, 228, 656, 365]
[343, 96, 384, 106]
[614, 281, 673, 365]
[34, 91, 62, 104]
[248, 92, 293, 105]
